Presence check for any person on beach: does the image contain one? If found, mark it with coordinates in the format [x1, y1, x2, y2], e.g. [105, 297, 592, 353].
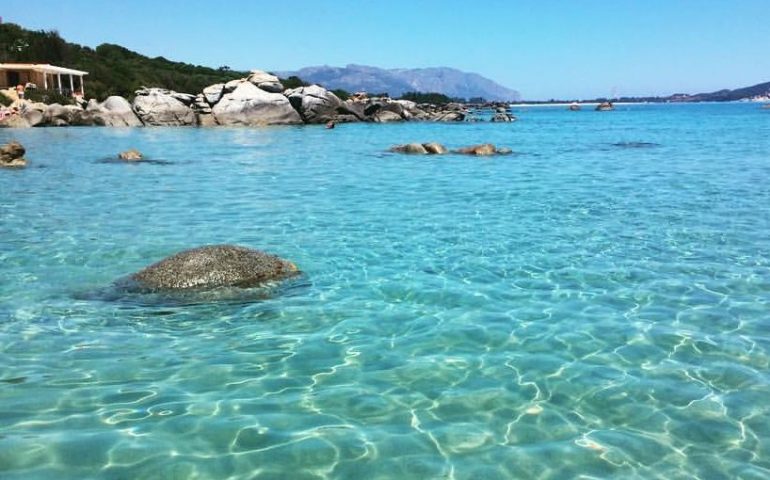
[16, 84, 25, 100]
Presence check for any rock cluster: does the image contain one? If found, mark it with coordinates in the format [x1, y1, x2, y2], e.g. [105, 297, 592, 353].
[0, 69, 517, 128]
[389, 142, 513, 156]
[0, 141, 26, 167]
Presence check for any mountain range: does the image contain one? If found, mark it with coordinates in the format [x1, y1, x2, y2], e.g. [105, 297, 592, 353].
[278, 64, 521, 102]
[671, 81, 770, 102]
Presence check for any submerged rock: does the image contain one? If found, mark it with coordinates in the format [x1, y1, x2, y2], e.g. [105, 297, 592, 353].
[126, 245, 299, 291]
[423, 142, 448, 154]
[595, 101, 614, 111]
[0, 141, 27, 167]
[491, 112, 516, 122]
[118, 149, 143, 161]
[456, 144, 497, 155]
[390, 143, 429, 154]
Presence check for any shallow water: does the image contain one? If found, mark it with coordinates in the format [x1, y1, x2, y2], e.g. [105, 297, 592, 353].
[1, 103, 769, 479]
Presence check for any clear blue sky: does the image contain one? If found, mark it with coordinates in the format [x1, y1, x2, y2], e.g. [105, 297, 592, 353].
[4, 0, 769, 100]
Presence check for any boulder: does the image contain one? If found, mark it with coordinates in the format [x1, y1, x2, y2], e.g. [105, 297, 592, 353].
[203, 83, 225, 105]
[491, 112, 516, 122]
[21, 108, 44, 127]
[423, 142, 448, 154]
[0, 113, 30, 128]
[373, 110, 403, 123]
[44, 103, 83, 125]
[247, 70, 284, 93]
[126, 245, 299, 290]
[212, 82, 302, 126]
[341, 100, 366, 121]
[118, 149, 143, 161]
[285, 85, 343, 123]
[456, 144, 497, 156]
[170, 92, 196, 106]
[390, 143, 428, 154]
[595, 101, 614, 111]
[432, 111, 465, 122]
[133, 88, 196, 126]
[74, 96, 142, 126]
[390, 142, 448, 155]
[0, 141, 27, 167]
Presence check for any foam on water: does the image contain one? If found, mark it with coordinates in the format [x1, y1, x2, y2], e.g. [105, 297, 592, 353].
[1, 103, 769, 479]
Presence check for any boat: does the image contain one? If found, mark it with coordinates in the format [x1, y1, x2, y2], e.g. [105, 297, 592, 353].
[568, 102, 581, 111]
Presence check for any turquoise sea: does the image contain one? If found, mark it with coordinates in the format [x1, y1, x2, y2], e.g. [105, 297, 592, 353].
[1, 103, 769, 479]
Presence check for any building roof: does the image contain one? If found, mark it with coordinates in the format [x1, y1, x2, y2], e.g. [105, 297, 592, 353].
[0, 63, 88, 76]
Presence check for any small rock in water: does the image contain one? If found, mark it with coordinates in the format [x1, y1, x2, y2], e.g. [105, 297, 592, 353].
[118, 149, 143, 161]
[423, 142, 448, 154]
[390, 143, 429, 155]
[455, 144, 497, 156]
[525, 405, 543, 415]
[0, 141, 27, 168]
[389, 142, 449, 155]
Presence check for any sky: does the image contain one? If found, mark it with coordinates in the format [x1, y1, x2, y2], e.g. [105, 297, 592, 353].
[4, 0, 769, 100]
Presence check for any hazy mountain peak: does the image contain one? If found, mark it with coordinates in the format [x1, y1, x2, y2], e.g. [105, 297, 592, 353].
[279, 64, 520, 101]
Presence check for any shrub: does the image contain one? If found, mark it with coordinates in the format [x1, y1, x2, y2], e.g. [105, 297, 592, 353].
[24, 88, 75, 105]
[0, 91, 12, 107]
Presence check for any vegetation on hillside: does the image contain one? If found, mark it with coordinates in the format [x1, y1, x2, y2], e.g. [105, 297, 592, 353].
[398, 91, 462, 104]
[0, 23, 249, 100]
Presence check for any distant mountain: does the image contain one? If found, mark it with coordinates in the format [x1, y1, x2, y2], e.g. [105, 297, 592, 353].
[676, 80, 770, 102]
[279, 64, 520, 101]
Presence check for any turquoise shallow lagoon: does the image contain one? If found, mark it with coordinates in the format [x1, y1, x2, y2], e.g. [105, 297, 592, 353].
[1, 103, 769, 479]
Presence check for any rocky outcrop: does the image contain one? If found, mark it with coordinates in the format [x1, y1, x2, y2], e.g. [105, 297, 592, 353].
[212, 82, 302, 126]
[285, 85, 344, 123]
[133, 88, 196, 126]
[0, 141, 26, 167]
[125, 245, 299, 291]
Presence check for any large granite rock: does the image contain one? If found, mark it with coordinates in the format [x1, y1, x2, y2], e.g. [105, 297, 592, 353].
[285, 85, 343, 123]
[0, 141, 27, 167]
[126, 245, 299, 290]
[133, 88, 196, 126]
[212, 82, 302, 126]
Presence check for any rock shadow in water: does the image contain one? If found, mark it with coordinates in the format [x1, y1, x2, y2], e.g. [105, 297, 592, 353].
[94, 157, 174, 165]
[75, 275, 310, 308]
[611, 141, 660, 149]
